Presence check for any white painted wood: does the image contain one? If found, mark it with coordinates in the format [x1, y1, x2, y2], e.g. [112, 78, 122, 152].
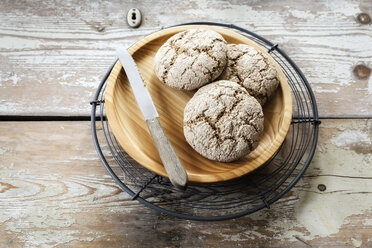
[0, 0, 371, 117]
[0, 120, 371, 247]
[0, 1, 371, 246]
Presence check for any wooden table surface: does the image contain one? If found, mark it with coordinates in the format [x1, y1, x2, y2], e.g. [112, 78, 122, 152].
[0, 0, 371, 247]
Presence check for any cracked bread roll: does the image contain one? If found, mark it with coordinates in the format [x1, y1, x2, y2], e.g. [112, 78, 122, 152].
[183, 80, 264, 162]
[154, 28, 228, 90]
[219, 44, 279, 105]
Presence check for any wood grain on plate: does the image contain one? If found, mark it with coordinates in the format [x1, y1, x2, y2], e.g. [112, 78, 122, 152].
[104, 25, 292, 183]
[0, 120, 371, 247]
[0, 0, 371, 117]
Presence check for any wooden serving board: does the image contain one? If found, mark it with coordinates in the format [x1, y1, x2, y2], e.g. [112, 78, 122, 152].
[105, 25, 292, 183]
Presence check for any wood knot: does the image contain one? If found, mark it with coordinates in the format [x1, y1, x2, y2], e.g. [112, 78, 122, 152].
[96, 25, 105, 32]
[317, 184, 326, 192]
[357, 13, 371, 24]
[353, 64, 371, 79]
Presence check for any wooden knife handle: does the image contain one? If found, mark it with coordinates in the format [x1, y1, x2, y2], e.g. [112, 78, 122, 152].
[146, 117, 188, 190]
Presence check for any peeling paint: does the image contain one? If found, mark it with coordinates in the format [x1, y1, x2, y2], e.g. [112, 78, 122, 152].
[57, 72, 101, 88]
[313, 86, 340, 93]
[351, 238, 362, 248]
[0, 162, 132, 247]
[363, 218, 372, 226]
[331, 130, 371, 148]
[0, 147, 8, 155]
[289, 125, 372, 240]
[245, 121, 372, 242]
[0, 72, 20, 86]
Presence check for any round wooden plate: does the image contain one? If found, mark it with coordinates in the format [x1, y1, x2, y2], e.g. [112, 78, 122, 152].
[105, 25, 292, 183]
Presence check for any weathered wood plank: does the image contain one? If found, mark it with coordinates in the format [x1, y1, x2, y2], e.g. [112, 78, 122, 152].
[0, 120, 371, 247]
[0, 0, 371, 117]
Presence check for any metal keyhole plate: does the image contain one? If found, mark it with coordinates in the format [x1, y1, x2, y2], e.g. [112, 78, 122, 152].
[127, 8, 142, 28]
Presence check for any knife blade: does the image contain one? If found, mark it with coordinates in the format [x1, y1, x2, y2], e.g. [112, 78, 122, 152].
[116, 49, 158, 120]
[116, 48, 188, 190]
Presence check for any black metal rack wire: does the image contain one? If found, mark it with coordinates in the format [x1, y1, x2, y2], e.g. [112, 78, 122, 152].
[90, 22, 320, 221]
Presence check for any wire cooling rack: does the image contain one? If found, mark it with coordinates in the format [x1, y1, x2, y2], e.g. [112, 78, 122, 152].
[90, 22, 320, 221]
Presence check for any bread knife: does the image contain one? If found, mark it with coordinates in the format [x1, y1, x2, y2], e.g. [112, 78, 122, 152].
[116, 48, 188, 190]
